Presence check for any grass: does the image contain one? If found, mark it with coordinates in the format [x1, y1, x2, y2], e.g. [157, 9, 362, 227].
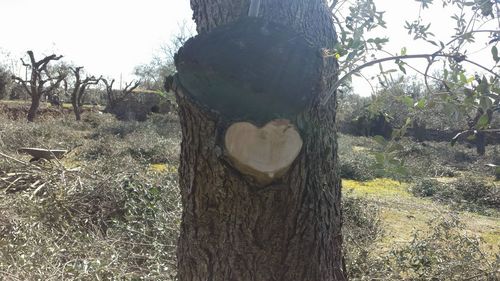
[1, 107, 499, 280]
[344, 178, 499, 279]
[343, 178, 410, 198]
[0, 110, 182, 280]
[344, 177, 500, 257]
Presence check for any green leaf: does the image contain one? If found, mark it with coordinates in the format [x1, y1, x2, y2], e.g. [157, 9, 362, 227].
[404, 117, 412, 127]
[401, 47, 407, 56]
[492, 46, 499, 63]
[373, 135, 387, 146]
[402, 96, 414, 108]
[476, 114, 490, 129]
[479, 96, 492, 110]
[466, 135, 476, 141]
[459, 72, 467, 84]
[149, 187, 160, 196]
[374, 152, 385, 164]
[398, 64, 407, 74]
[427, 40, 438, 46]
[387, 143, 404, 153]
[414, 99, 426, 109]
[476, 76, 489, 94]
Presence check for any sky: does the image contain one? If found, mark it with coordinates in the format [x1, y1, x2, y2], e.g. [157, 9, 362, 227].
[0, 0, 194, 87]
[347, 1, 498, 96]
[0, 0, 497, 94]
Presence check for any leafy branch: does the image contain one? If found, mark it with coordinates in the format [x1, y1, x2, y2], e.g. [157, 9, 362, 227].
[321, 51, 499, 104]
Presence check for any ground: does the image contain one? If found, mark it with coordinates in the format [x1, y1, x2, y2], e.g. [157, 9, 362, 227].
[0, 101, 498, 280]
[343, 178, 499, 254]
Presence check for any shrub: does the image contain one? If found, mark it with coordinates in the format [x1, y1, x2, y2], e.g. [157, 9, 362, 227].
[0, 111, 182, 279]
[410, 178, 441, 197]
[444, 177, 500, 211]
[411, 176, 499, 214]
[340, 152, 377, 181]
[342, 194, 383, 279]
[388, 215, 499, 280]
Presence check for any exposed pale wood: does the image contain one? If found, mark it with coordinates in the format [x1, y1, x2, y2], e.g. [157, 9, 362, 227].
[225, 120, 303, 184]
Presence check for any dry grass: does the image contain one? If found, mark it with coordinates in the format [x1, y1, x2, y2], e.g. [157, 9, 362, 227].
[0, 110, 182, 280]
[0, 106, 499, 280]
[344, 178, 500, 255]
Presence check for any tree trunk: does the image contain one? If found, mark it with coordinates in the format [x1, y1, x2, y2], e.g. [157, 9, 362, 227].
[27, 94, 40, 122]
[71, 92, 81, 121]
[73, 103, 81, 121]
[476, 131, 486, 156]
[413, 119, 427, 142]
[175, 0, 345, 280]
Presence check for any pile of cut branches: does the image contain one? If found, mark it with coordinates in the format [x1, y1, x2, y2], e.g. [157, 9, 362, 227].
[0, 151, 81, 196]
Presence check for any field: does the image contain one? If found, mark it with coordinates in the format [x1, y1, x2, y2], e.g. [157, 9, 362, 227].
[0, 103, 499, 280]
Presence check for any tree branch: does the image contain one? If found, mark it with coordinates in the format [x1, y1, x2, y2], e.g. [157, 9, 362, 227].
[123, 80, 140, 93]
[41, 73, 66, 95]
[10, 75, 31, 96]
[321, 53, 500, 105]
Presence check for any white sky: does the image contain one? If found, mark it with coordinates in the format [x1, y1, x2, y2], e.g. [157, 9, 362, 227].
[351, 1, 498, 95]
[0, 0, 497, 94]
[0, 0, 194, 86]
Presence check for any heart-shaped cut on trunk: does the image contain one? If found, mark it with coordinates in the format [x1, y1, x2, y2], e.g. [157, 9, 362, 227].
[224, 120, 303, 184]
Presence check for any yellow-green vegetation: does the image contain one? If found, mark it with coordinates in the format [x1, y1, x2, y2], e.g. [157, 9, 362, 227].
[149, 163, 178, 174]
[344, 178, 500, 255]
[343, 178, 500, 279]
[343, 178, 410, 198]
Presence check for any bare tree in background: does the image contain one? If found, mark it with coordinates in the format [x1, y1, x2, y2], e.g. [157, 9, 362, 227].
[101, 78, 115, 106]
[70, 67, 101, 121]
[160, 21, 194, 62]
[0, 66, 12, 100]
[102, 79, 144, 120]
[102, 78, 139, 107]
[11, 51, 66, 121]
[134, 22, 194, 91]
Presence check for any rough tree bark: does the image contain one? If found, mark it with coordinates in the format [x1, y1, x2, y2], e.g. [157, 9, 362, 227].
[174, 0, 345, 280]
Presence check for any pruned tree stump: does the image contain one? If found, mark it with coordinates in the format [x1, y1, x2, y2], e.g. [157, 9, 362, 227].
[18, 148, 67, 162]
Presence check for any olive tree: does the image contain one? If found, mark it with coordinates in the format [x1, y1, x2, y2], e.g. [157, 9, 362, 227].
[171, 0, 346, 280]
[11, 51, 66, 122]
